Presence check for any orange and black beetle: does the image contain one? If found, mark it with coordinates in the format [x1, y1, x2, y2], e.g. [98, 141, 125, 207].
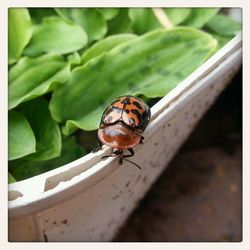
[93, 95, 151, 169]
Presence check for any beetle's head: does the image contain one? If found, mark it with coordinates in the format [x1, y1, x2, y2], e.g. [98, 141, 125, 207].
[112, 148, 123, 155]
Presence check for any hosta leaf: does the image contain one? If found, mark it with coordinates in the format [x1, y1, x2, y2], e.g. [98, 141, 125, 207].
[54, 8, 72, 22]
[9, 136, 86, 181]
[205, 13, 241, 36]
[107, 8, 132, 35]
[129, 8, 191, 34]
[182, 8, 220, 28]
[211, 33, 232, 49]
[129, 8, 161, 34]
[81, 34, 137, 64]
[28, 8, 57, 23]
[19, 99, 61, 161]
[8, 111, 36, 160]
[56, 8, 107, 43]
[8, 8, 33, 64]
[96, 8, 119, 20]
[67, 52, 82, 68]
[24, 16, 87, 56]
[164, 8, 191, 25]
[8, 54, 70, 110]
[50, 27, 217, 134]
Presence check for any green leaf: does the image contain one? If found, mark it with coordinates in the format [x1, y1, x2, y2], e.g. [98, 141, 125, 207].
[24, 16, 88, 56]
[182, 8, 220, 28]
[205, 13, 241, 36]
[9, 136, 86, 181]
[129, 8, 161, 34]
[68, 51, 81, 63]
[8, 110, 36, 160]
[211, 33, 233, 49]
[96, 8, 119, 20]
[19, 99, 61, 161]
[28, 8, 57, 23]
[107, 8, 132, 35]
[8, 54, 71, 110]
[50, 27, 217, 134]
[128, 8, 191, 34]
[8, 173, 16, 184]
[164, 8, 191, 25]
[56, 8, 107, 43]
[8, 8, 33, 64]
[81, 34, 137, 65]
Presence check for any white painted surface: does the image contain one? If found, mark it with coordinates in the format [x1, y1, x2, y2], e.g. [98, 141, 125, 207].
[8, 34, 242, 242]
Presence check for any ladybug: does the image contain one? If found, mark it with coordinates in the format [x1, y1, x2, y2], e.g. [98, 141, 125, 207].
[93, 95, 151, 169]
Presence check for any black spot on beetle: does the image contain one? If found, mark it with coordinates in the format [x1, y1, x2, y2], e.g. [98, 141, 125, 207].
[133, 101, 143, 110]
[121, 97, 131, 105]
[131, 109, 142, 121]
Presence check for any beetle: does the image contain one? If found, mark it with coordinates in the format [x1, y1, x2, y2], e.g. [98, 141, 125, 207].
[93, 95, 151, 169]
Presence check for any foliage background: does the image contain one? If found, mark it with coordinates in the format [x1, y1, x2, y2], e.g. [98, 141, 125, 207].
[8, 8, 241, 182]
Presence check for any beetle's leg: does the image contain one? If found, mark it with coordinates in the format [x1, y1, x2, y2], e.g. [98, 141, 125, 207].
[119, 149, 142, 170]
[118, 148, 134, 164]
[122, 148, 135, 158]
[101, 148, 123, 159]
[139, 135, 144, 144]
[101, 154, 117, 159]
[92, 139, 103, 153]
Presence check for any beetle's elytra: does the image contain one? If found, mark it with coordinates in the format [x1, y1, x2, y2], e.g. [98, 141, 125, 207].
[93, 95, 151, 169]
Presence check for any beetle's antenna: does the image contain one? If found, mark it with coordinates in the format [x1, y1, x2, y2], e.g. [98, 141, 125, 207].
[124, 159, 142, 170]
[101, 154, 142, 170]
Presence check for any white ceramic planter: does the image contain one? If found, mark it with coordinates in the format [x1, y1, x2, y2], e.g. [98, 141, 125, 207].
[8, 33, 242, 241]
